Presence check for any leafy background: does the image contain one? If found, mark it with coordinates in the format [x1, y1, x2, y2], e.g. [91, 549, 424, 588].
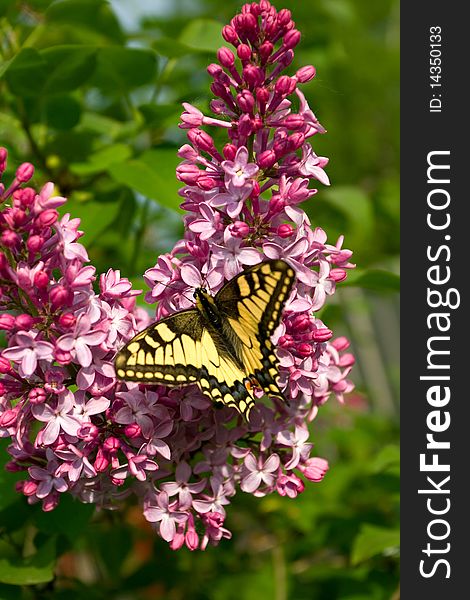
[0, 0, 399, 598]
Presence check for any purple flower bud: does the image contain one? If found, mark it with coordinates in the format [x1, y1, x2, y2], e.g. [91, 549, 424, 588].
[28, 387, 47, 405]
[15, 162, 34, 184]
[36, 208, 58, 228]
[33, 270, 49, 289]
[49, 284, 72, 310]
[22, 480, 38, 496]
[14, 187, 35, 207]
[54, 348, 72, 365]
[222, 25, 239, 45]
[0, 355, 12, 373]
[0, 314, 16, 331]
[0, 147, 7, 174]
[312, 327, 333, 342]
[237, 90, 255, 113]
[103, 436, 120, 453]
[273, 137, 289, 158]
[124, 423, 142, 438]
[210, 81, 232, 104]
[298, 457, 329, 482]
[297, 343, 313, 357]
[282, 114, 305, 130]
[339, 353, 355, 368]
[12, 208, 27, 227]
[259, 41, 274, 61]
[329, 268, 347, 282]
[223, 144, 237, 160]
[257, 150, 277, 169]
[58, 313, 76, 329]
[287, 132, 305, 152]
[230, 221, 250, 237]
[331, 336, 350, 351]
[243, 65, 264, 89]
[251, 180, 261, 198]
[291, 313, 310, 333]
[197, 174, 219, 190]
[237, 43, 252, 61]
[283, 29, 301, 50]
[269, 194, 285, 213]
[0, 251, 8, 272]
[207, 63, 224, 79]
[275, 75, 297, 96]
[187, 128, 215, 153]
[170, 531, 185, 551]
[27, 235, 44, 253]
[278, 8, 292, 26]
[296, 65, 316, 83]
[217, 47, 235, 68]
[279, 49, 294, 68]
[94, 450, 109, 472]
[185, 529, 199, 551]
[278, 334, 294, 348]
[237, 114, 253, 137]
[15, 314, 35, 330]
[277, 223, 294, 238]
[1, 230, 20, 248]
[276, 473, 305, 498]
[77, 423, 99, 441]
[176, 164, 201, 185]
[0, 407, 18, 427]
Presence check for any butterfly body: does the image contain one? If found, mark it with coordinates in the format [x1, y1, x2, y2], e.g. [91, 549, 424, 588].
[115, 260, 295, 419]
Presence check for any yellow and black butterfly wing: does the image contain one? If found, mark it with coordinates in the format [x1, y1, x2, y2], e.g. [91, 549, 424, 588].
[114, 309, 257, 417]
[215, 259, 295, 401]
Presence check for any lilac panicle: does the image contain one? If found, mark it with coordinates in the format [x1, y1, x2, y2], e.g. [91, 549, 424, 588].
[1, 1, 355, 551]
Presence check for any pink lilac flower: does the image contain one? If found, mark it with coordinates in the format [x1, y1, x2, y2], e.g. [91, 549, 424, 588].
[0, 1, 355, 551]
[144, 491, 188, 542]
[240, 453, 280, 494]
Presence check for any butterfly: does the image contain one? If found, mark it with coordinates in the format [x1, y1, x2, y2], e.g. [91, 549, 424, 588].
[114, 259, 295, 420]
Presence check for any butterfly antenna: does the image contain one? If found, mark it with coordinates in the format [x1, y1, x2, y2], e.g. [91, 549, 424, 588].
[153, 278, 195, 305]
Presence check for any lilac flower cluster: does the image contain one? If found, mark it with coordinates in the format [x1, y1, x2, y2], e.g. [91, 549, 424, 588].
[0, 1, 354, 551]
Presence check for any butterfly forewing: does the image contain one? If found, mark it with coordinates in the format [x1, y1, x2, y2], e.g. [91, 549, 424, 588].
[115, 309, 257, 417]
[115, 260, 296, 419]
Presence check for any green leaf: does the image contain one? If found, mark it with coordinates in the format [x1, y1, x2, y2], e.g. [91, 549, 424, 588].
[138, 103, 182, 126]
[107, 152, 181, 211]
[370, 445, 400, 474]
[40, 45, 97, 94]
[3, 48, 48, 96]
[0, 440, 22, 510]
[0, 0, 16, 18]
[45, 0, 124, 43]
[342, 269, 400, 292]
[351, 524, 400, 565]
[152, 38, 194, 58]
[70, 143, 132, 175]
[321, 186, 374, 240]
[0, 537, 56, 585]
[44, 94, 82, 129]
[34, 495, 95, 542]
[60, 195, 123, 244]
[179, 18, 224, 53]
[90, 47, 157, 93]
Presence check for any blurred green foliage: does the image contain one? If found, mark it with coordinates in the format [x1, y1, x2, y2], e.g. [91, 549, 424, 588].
[0, 0, 399, 598]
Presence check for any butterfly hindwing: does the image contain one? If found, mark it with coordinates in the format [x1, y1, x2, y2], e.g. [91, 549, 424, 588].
[216, 260, 295, 400]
